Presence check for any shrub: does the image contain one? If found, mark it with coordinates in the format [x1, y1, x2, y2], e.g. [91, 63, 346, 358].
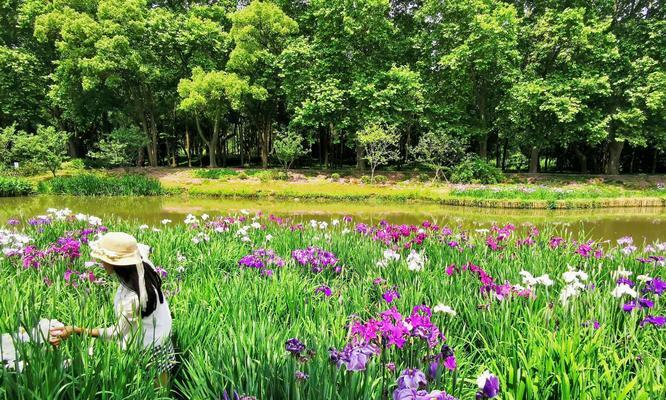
[0, 177, 34, 196]
[450, 157, 504, 184]
[360, 175, 371, 184]
[418, 173, 430, 182]
[330, 173, 341, 180]
[62, 159, 86, 171]
[237, 171, 249, 180]
[195, 169, 239, 179]
[40, 174, 162, 196]
[374, 175, 388, 184]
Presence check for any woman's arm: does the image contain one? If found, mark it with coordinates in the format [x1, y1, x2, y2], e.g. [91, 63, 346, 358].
[50, 294, 140, 346]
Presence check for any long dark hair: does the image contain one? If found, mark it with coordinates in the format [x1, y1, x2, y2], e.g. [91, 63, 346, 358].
[114, 261, 164, 318]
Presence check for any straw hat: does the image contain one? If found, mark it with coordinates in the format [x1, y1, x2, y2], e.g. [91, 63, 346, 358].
[89, 232, 143, 266]
[90, 232, 148, 310]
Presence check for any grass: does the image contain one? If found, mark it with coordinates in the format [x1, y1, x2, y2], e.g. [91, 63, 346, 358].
[166, 177, 666, 209]
[38, 174, 163, 196]
[0, 177, 34, 197]
[0, 210, 664, 399]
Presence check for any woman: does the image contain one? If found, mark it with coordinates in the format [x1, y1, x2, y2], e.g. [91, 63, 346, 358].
[50, 232, 175, 385]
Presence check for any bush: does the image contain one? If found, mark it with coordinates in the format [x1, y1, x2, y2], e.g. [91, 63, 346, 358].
[40, 174, 162, 196]
[62, 159, 86, 171]
[195, 169, 239, 179]
[450, 157, 504, 184]
[237, 171, 249, 180]
[0, 177, 34, 196]
[330, 173, 341, 180]
[374, 175, 388, 184]
[360, 175, 371, 184]
[418, 173, 430, 182]
[253, 170, 289, 182]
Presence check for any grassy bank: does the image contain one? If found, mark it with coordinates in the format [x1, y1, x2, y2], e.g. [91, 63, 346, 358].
[18, 168, 666, 209]
[159, 169, 665, 209]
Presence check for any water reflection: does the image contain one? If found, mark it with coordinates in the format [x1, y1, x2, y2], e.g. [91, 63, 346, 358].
[0, 196, 663, 242]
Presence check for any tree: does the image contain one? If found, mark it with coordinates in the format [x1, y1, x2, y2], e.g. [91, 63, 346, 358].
[357, 124, 399, 182]
[227, 1, 298, 168]
[411, 130, 465, 181]
[178, 67, 266, 167]
[501, 8, 616, 173]
[416, 0, 520, 159]
[11, 125, 69, 177]
[273, 130, 308, 170]
[88, 126, 148, 168]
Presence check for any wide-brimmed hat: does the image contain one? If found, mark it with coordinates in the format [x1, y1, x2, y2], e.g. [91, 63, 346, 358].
[89, 232, 143, 266]
[90, 232, 151, 310]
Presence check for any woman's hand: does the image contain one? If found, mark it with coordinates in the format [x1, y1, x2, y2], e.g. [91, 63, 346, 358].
[49, 326, 75, 347]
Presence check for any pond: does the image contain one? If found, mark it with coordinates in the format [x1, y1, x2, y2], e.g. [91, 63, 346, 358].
[1, 195, 664, 242]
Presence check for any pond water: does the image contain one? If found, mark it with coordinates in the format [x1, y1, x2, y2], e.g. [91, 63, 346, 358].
[0, 196, 664, 243]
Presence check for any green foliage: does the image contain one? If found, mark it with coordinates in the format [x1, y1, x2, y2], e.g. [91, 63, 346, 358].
[410, 130, 465, 181]
[88, 127, 147, 168]
[10, 125, 69, 177]
[360, 175, 371, 184]
[330, 173, 341, 180]
[450, 156, 504, 184]
[0, 0, 663, 174]
[273, 130, 308, 170]
[40, 174, 162, 196]
[194, 169, 239, 179]
[253, 170, 289, 182]
[358, 124, 399, 182]
[0, 177, 34, 196]
[62, 159, 86, 171]
[373, 175, 387, 184]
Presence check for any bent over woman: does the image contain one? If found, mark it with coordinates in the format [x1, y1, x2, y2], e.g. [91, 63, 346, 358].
[50, 232, 175, 386]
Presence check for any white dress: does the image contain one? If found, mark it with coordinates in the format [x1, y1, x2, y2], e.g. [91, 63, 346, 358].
[98, 285, 172, 350]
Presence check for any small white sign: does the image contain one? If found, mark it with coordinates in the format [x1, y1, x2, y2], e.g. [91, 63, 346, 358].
[13, 162, 19, 169]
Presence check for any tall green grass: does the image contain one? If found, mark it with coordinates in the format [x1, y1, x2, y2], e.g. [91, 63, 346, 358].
[39, 174, 163, 196]
[0, 177, 34, 197]
[0, 214, 664, 399]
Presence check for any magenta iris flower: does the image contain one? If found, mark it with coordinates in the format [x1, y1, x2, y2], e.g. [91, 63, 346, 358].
[315, 285, 332, 297]
[382, 287, 400, 303]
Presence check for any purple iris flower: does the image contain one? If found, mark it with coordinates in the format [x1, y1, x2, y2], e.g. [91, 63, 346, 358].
[645, 278, 665, 295]
[397, 369, 427, 390]
[476, 372, 500, 399]
[639, 315, 665, 327]
[285, 338, 305, 356]
[294, 371, 308, 381]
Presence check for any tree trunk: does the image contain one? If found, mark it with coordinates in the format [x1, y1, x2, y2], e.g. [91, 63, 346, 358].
[185, 123, 192, 168]
[573, 147, 588, 174]
[606, 140, 624, 175]
[146, 114, 159, 167]
[652, 148, 658, 174]
[528, 146, 539, 173]
[501, 138, 508, 171]
[356, 142, 365, 170]
[478, 136, 488, 160]
[260, 119, 270, 168]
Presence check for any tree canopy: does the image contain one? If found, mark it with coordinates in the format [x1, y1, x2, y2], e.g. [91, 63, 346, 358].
[0, 0, 663, 174]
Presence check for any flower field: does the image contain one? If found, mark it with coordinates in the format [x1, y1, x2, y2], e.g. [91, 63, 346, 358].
[0, 209, 664, 399]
